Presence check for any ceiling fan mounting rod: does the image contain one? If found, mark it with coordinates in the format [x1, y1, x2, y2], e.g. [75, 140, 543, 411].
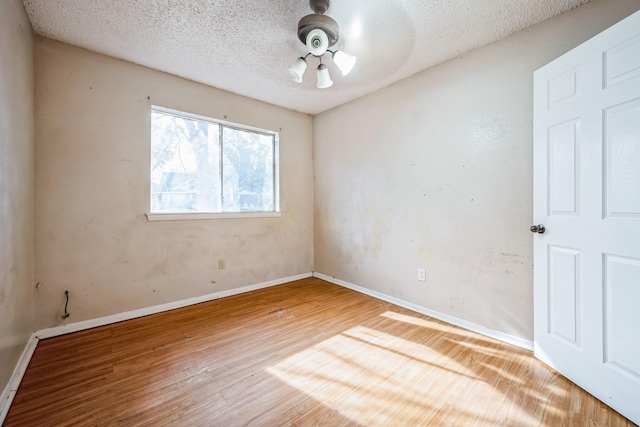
[310, 0, 330, 14]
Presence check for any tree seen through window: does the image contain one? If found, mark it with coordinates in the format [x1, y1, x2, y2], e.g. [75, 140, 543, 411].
[150, 108, 276, 213]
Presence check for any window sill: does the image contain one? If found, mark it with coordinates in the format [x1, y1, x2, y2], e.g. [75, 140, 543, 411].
[146, 211, 282, 221]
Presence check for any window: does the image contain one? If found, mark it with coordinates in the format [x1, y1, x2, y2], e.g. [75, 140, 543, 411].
[149, 107, 279, 218]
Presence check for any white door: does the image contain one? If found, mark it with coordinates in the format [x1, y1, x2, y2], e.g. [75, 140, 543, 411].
[533, 10, 640, 424]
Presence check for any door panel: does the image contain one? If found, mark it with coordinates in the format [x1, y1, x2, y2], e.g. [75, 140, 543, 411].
[533, 10, 640, 425]
[604, 255, 640, 379]
[603, 34, 640, 88]
[547, 67, 581, 109]
[604, 100, 640, 219]
[547, 246, 581, 346]
[548, 119, 580, 215]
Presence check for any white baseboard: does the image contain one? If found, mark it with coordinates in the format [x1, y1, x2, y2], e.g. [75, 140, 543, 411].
[2, 270, 530, 424]
[36, 272, 313, 340]
[1, 273, 310, 421]
[0, 333, 39, 424]
[313, 272, 534, 351]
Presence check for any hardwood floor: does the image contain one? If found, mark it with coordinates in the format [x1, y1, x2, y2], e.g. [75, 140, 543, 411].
[5, 278, 635, 426]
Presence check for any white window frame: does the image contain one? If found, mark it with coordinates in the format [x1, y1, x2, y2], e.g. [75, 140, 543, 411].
[146, 106, 280, 221]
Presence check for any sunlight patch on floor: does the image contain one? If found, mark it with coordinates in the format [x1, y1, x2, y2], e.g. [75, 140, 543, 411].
[267, 312, 543, 425]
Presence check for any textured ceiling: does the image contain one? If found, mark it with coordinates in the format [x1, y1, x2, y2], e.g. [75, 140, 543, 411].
[22, 0, 590, 114]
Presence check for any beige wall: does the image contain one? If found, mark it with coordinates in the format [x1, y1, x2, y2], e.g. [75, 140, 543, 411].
[0, 0, 35, 394]
[34, 39, 314, 328]
[313, 0, 640, 341]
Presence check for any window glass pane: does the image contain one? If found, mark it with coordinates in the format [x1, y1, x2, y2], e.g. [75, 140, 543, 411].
[150, 107, 277, 215]
[150, 111, 220, 212]
[222, 127, 275, 212]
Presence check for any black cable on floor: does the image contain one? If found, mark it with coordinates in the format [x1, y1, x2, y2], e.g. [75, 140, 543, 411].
[62, 290, 70, 319]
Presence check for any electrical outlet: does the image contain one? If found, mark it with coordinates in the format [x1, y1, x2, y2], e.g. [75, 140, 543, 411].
[417, 268, 426, 282]
[218, 259, 225, 270]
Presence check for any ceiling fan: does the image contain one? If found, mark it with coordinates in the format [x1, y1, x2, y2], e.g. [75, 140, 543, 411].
[287, 0, 356, 88]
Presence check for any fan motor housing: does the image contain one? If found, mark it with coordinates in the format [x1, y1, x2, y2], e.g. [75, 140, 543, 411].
[297, 14, 339, 49]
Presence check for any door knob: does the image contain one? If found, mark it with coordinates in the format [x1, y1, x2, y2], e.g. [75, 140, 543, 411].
[530, 224, 545, 234]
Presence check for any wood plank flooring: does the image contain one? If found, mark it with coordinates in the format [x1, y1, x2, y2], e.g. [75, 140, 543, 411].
[4, 278, 635, 426]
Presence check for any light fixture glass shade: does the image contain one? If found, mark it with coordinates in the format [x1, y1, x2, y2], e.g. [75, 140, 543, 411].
[287, 57, 307, 83]
[316, 63, 333, 89]
[332, 50, 356, 76]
